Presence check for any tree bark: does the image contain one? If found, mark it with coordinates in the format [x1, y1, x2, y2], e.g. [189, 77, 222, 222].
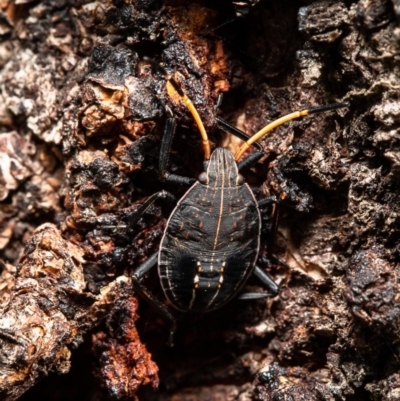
[0, 0, 399, 400]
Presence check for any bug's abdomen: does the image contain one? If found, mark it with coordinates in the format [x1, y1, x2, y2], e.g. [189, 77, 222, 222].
[158, 182, 261, 312]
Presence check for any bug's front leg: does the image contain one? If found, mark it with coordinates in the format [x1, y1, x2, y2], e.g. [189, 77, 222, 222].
[132, 252, 177, 346]
[159, 117, 195, 186]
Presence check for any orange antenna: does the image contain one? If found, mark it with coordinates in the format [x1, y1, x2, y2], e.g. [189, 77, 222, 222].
[234, 102, 350, 161]
[166, 76, 211, 161]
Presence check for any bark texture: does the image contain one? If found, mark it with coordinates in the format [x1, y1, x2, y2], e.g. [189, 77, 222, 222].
[0, 0, 399, 400]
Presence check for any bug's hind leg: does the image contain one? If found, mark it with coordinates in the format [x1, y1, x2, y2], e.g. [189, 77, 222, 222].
[132, 252, 177, 346]
[236, 266, 279, 300]
[253, 265, 279, 296]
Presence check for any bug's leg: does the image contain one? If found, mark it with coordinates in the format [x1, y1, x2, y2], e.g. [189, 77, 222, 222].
[259, 192, 290, 257]
[131, 190, 176, 224]
[253, 265, 279, 295]
[101, 190, 176, 231]
[270, 254, 290, 269]
[213, 92, 223, 113]
[237, 151, 264, 172]
[159, 117, 196, 186]
[237, 197, 282, 301]
[258, 196, 278, 208]
[132, 252, 177, 346]
[237, 266, 279, 300]
[261, 197, 280, 252]
[259, 196, 294, 271]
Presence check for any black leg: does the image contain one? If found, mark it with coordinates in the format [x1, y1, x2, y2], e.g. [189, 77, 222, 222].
[133, 251, 159, 278]
[159, 117, 175, 180]
[213, 93, 223, 113]
[236, 265, 279, 300]
[267, 200, 279, 256]
[132, 252, 177, 346]
[101, 190, 177, 231]
[270, 254, 291, 271]
[258, 196, 280, 255]
[237, 196, 283, 301]
[132, 190, 176, 224]
[159, 117, 196, 186]
[258, 195, 291, 272]
[253, 265, 279, 295]
[237, 151, 264, 172]
[258, 196, 278, 208]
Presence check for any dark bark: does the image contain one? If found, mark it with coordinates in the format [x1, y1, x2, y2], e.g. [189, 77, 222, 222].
[0, 0, 399, 400]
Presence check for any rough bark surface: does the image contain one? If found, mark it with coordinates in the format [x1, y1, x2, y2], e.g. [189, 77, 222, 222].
[0, 0, 399, 400]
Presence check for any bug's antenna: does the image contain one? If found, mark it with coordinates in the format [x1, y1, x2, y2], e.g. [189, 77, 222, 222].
[166, 76, 211, 160]
[234, 102, 350, 160]
[143, 57, 211, 160]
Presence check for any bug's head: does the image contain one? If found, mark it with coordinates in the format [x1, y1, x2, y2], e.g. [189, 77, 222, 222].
[199, 148, 244, 187]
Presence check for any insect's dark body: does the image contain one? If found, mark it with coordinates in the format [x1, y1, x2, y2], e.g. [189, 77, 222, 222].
[158, 148, 261, 312]
[131, 75, 346, 344]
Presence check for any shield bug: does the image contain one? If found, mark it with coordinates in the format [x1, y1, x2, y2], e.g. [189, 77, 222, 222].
[131, 73, 348, 345]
